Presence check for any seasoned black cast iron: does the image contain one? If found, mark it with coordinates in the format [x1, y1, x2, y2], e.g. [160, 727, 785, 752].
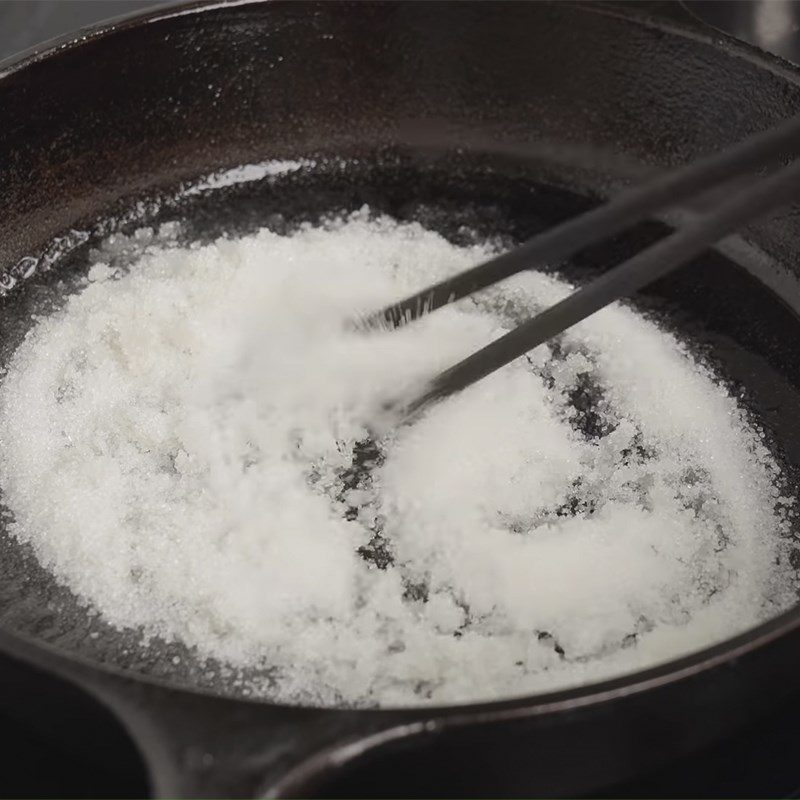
[3, 1, 800, 796]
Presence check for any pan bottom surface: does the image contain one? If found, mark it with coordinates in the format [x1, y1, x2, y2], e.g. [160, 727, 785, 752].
[1, 154, 799, 707]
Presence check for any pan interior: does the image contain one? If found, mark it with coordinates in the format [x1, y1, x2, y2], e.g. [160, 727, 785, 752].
[1, 152, 800, 706]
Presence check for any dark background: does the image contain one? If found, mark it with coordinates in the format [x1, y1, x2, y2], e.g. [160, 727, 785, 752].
[0, 1, 162, 60]
[1, 1, 800, 797]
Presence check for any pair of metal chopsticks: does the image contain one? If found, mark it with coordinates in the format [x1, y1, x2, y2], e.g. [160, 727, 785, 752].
[364, 114, 800, 420]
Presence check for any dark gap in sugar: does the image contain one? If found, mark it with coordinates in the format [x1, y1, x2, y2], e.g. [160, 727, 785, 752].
[554, 478, 598, 519]
[357, 533, 394, 571]
[402, 579, 429, 603]
[620, 433, 655, 467]
[566, 371, 613, 441]
[335, 438, 394, 569]
[537, 630, 566, 658]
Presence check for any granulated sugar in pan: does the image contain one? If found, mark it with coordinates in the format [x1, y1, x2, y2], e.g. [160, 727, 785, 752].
[0, 210, 796, 707]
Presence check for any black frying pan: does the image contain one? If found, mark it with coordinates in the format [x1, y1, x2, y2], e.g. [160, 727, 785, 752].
[4, 1, 800, 796]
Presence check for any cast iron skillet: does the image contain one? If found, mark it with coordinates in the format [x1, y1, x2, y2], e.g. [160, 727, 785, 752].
[4, 1, 800, 796]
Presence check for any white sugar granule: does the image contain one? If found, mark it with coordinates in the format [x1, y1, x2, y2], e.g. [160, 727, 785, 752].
[0, 210, 795, 707]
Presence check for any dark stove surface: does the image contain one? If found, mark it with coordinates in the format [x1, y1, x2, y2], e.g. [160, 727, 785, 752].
[2, 1, 800, 797]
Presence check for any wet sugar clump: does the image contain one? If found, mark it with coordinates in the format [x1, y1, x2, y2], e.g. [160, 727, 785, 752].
[0, 211, 795, 707]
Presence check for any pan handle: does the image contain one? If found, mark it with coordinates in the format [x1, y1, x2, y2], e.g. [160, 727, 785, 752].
[84, 671, 423, 798]
[0, 628, 425, 798]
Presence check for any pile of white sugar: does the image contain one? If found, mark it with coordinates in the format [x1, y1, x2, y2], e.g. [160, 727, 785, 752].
[0, 211, 795, 707]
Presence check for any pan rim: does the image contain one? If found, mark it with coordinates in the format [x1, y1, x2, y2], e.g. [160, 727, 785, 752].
[1, 0, 800, 718]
